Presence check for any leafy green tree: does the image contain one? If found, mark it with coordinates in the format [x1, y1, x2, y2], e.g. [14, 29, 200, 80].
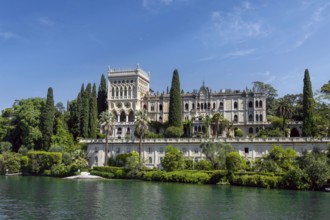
[135, 110, 149, 163]
[234, 128, 244, 137]
[0, 142, 12, 153]
[168, 69, 182, 128]
[302, 69, 316, 136]
[89, 83, 98, 138]
[82, 83, 91, 138]
[282, 94, 303, 121]
[320, 80, 330, 100]
[203, 115, 212, 138]
[299, 149, 329, 190]
[97, 74, 108, 115]
[252, 81, 278, 116]
[0, 152, 22, 174]
[226, 151, 245, 172]
[9, 98, 45, 151]
[40, 87, 55, 150]
[51, 115, 75, 152]
[164, 126, 183, 138]
[78, 84, 85, 137]
[161, 145, 185, 171]
[200, 141, 234, 169]
[67, 100, 80, 140]
[99, 111, 115, 166]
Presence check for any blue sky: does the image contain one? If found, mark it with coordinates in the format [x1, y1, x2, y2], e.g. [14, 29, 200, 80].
[1, 0, 330, 111]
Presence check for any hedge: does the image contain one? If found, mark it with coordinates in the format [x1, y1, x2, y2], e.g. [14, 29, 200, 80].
[27, 151, 62, 174]
[230, 173, 284, 189]
[92, 166, 127, 178]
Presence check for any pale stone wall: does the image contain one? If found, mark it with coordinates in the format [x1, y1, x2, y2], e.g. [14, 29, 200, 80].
[84, 138, 330, 168]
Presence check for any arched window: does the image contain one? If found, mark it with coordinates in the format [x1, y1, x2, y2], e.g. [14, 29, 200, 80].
[112, 111, 118, 122]
[151, 104, 155, 111]
[143, 104, 147, 110]
[259, 100, 263, 108]
[260, 114, 263, 121]
[219, 102, 224, 109]
[201, 103, 204, 110]
[117, 127, 122, 134]
[255, 100, 259, 108]
[159, 116, 163, 122]
[124, 87, 127, 97]
[234, 115, 238, 122]
[192, 103, 195, 109]
[256, 127, 259, 133]
[249, 114, 253, 122]
[120, 87, 123, 97]
[128, 111, 134, 122]
[208, 103, 210, 109]
[234, 102, 238, 109]
[185, 103, 189, 111]
[120, 111, 126, 122]
[159, 104, 163, 111]
[256, 114, 259, 121]
[213, 103, 216, 109]
[116, 88, 119, 97]
[249, 101, 253, 108]
[249, 127, 253, 134]
[128, 87, 131, 98]
[126, 127, 130, 134]
[112, 87, 115, 98]
[197, 103, 200, 109]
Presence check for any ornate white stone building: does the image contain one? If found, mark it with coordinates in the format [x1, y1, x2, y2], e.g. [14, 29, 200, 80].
[107, 66, 272, 139]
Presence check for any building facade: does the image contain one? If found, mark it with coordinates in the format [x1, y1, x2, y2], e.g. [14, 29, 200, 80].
[107, 66, 270, 138]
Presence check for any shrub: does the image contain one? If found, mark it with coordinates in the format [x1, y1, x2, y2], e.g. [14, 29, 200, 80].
[161, 145, 185, 172]
[27, 151, 62, 174]
[90, 170, 114, 178]
[208, 170, 228, 184]
[50, 164, 71, 177]
[92, 166, 127, 178]
[230, 173, 283, 189]
[195, 160, 213, 170]
[164, 126, 183, 138]
[226, 152, 245, 173]
[140, 170, 211, 184]
[234, 129, 244, 137]
[0, 152, 22, 174]
[21, 156, 29, 172]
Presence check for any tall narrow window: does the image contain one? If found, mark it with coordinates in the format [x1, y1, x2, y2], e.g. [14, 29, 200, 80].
[234, 102, 238, 109]
[259, 100, 263, 108]
[219, 102, 224, 109]
[255, 100, 259, 108]
[249, 101, 253, 108]
[213, 103, 216, 109]
[234, 115, 238, 122]
[256, 114, 259, 121]
[159, 104, 163, 111]
[185, 103, 189, 111]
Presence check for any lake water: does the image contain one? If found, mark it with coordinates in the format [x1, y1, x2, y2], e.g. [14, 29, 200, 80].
[0, 176, 329, 220]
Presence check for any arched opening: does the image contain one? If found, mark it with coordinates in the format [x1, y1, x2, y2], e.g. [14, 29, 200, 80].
[192, 103, 195, 109]
[249, 127, 253, 134]
[259, 114, 263, 122]
[290, 128, 300, 137]
[201, 103, 204, 110]
[249, 114, 253, 122]
[213, 103, 216, 109]
[120, 111, 126, 122]
[128, 87, 131, 98]
[128, 111, 134, 122]
[259, 100, 263, 108]
[197, 103, 200, 109]
[256, 127, 259, 133]
[112, 111, 118, 122]
[249, 101, 253, 108]
[194, 126, 198, 132]
[112, 87, 115, 98]
[219, 102, 223, 109]
[159, 116, 163, 122]
[185, 103, 189, 111]
[198, 126, 201, 132]
[159, 104, 163, 111]
[255, 100, 259, 108]
[120, 87, 123, 97]
[124, 87, 127, 97]
[151, 104, 155, 111]
[256, 114, 259, 121]
[234, 102, 238, 109]
[143, 104, 147, 110]
[116, 88, 119, 97]
[126, 127, 130, 135]
[208, 103, 210, 109]
[117, 127, 122, 135]
[234, 115, 238, 122]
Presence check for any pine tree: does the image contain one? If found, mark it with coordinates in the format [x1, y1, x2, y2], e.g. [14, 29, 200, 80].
[97, 74, 107, 115]
[302, 69, 315, 137]
[82, 83, 91, 138]
[168, 69, 182, 128]
[40, 87, 55, 150]
[89, 83, 98, 138]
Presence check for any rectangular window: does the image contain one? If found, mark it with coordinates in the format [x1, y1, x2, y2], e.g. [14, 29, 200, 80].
[149, 157, 152, 164]
[148, 147, 152, 153]
[194, 148, 199, 154]
[244, 147, 249, 154]
[116, 148, 120, 153]
[94, 147, 98, 153]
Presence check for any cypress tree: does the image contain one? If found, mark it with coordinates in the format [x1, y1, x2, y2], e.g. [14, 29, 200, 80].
[97, 74, 107, 115]
[40, 87, 55, 150]
[168, 69, 182, 127]
[302, 69, 315, 137]
[82, 83, 91, 138]
[77, 84, 84, 137]
[89, 83, 98, 138]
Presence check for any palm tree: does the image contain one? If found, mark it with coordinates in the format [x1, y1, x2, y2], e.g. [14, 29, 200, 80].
[204, 115, 212, 138]
[276, 98, 294, 136]
[212, 112, 221, 138]
[135, 110, 149, 163]
[99, 111, 115, 166]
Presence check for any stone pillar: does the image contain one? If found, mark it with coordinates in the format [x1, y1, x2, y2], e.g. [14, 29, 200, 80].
[126, 115, 129, 123]
[117, 115, 120, 123]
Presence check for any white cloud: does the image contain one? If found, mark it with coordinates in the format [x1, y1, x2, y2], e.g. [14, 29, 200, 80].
[224, 48, 256, 58]
[38, 17, 54, 27]
[290, 2, 330, 51]
[0, 31, 19, 40]
[202, 2, 267, 47]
